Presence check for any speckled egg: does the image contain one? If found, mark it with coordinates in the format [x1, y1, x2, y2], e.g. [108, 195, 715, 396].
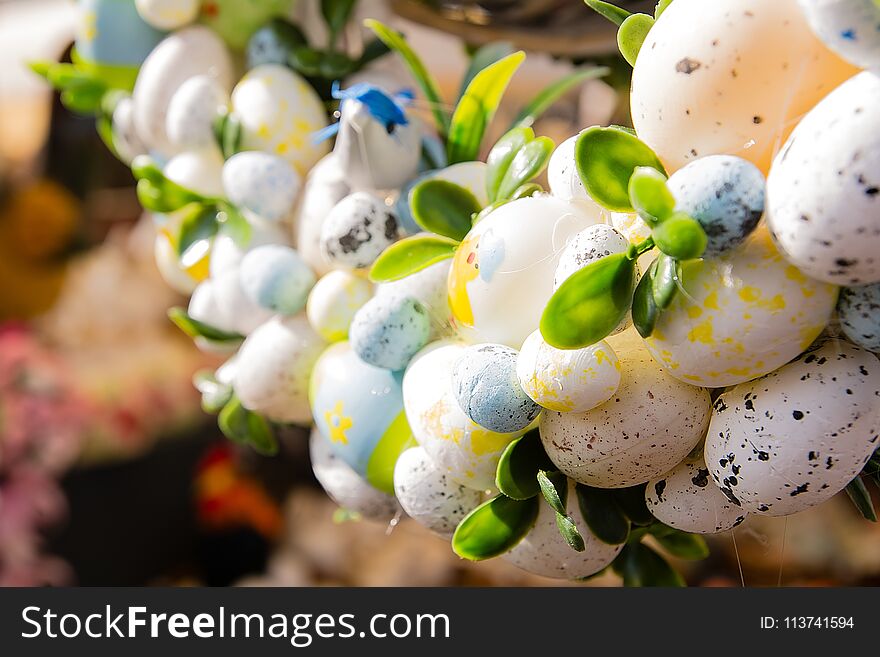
[310, 342, 414, 493]
[547, 133, 588, 202]
[306, 270, 373, 342]
[503, 480, 622, 580]
[309, 428, 399, 521]
[166, 75, 229, 150]
[838, 283, 880, 352]
[540, 330, 712, 488]
[396, 162, 489, 235]
[644, 229, 838, 388]
[517, 330, 620, 414]
[163, 147, 225, 197]
[240, 245, 315, 316]
[448, 195, 602, 348]
[393, 446, 482, 537]
[349, 295, 431, 371]
[234, 315, 325, 425]
[320, 192, 400, 270]
[451, 344, 541, 433]
[645, 450, 747, 533]
[403, 341, 527, 490]
[295, 154, 351, 276]
[210, 215, 289, 278]
[667, 155, 765, 256]
[135, 0, 199, 31]
[766, 72, 880, 286]
[705, 339, 880, 516]
[232, 64, 329, 176]
[77, 0, 165, 76]
[376, 259, 452, 332]
[799, 0, 880, 71]
[631, 0, 858, 173]
[222, 152, 301, 223]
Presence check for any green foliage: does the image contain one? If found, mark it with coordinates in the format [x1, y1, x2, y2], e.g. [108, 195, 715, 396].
[369, 234, 459, 283]
[452, 495, 539, 561]
[495, 431, 556, 500]
[410, 179, 481, 241]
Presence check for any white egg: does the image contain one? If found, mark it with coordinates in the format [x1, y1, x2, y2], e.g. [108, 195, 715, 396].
[294, 153, 352, 276]
[705, 339, 880, 517]
[132, 26, 233, 157]
[766, 72, 880, 286]
[547, 133, 588, 202]
[376, 258, 452, 333]
[163, 147, 225, 198]
[194, 268, 274, 336]
[136, 0, 199, 30]
[448, 195, 602, 349]
[540, 330, 712, 488]
[503, 481, 623, 580]
[320, 192, 400, 269]
[223, 151, 301, 223]
[210, 215, 290, 278]
[393, 446, 482, 537]
[643, 229, 837, 388]
[517, 330, 620, 413]
[306, 270, 373, 342]
[111, 95, 147, 164]
[233, 315, 326, 425]
[232, 64, 330, 176]
[154, 232, 198, 295]
[610, 212, 653, 245]
[403, 341, 526, 490]
[166, 75, 229, 150]
[798, 0, 880, 72]
[645, 450, 747, 533]
[240, 245, 315, 315]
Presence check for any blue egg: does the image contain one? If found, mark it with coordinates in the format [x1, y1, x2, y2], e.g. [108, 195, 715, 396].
[667, 155, 765, 256]
[239, 245, 316, 315]
[349, 295, 431, 371]
[76, 0, 166, 69]
[839, 283, 880, 352]
[452, 344, 540, 433]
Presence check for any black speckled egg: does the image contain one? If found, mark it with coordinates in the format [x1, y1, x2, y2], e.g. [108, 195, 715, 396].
[838, 282, 880, 353]
[320, 192, 401, 269]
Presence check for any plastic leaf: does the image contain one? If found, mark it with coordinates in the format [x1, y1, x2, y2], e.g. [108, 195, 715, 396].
[193, 370, 233, 414]
[452, 495, 539, 561]
[583, 0, 632, 25]
[496, 136, 554, 202]
[511, 67, 610, 130]
[370, 234, 458, 282]
[410, 179, 481, 241]
[321, 0, 357, 47]
[556, 513, 586, 552]
[167, 307, 244, 344]
[486, 127, 534, 203]
[495, 430, 556, 500]
[845, 477, 877, 522]
[617, 543, 686, 587]
[217, 203, 252, 247]
[632, 259, 660, 338]
[651, 526, 710, 559]
[177, 204, 219, 260]
[652, 212, 708, 260]
[459, 42, 516, 101]
[576, 484, 631, 545]
[628, 166, 674, 225]
[537, 470, 568, 515]
[651, 254, 679, 310]
[618, 14, 655, 67]
[218, 396, 278, 456]
[655, 0, 674, 18]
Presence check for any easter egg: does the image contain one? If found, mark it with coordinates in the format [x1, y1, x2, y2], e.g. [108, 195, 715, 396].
[643, 229, 837, 388]
[110, 94, 147, 164]
[838, 283, 880, 352]
[645, 450, 747, 534]
[234, 315, 325, 425]
[376, 259, 452, 331]
[232, 64, 329, 176]
[166, 75, 229, 150]
[540, 330, 712, 488]
[396, 162, 489, 235]
[310, 342, 414, 493]
[135, 0, 199, 31]
[766, 72, 880, 286]
[309, 429, 399, 521]
[705, 339, 880, 516]
[451, 344, 541, 433]
[163, 147, 225, 197]
[504, 480, 622, 580]
[210, 215, 289, 278]
[153, 232, 198, 294]
[240, 245, 315, 316]
[306, 270, 373, 342]
[349, 295, 431, 371]
[132, 26, 233, 156]
[516, 330, 620, 414]
[393, 446, 482, 537]
[611, 212, 652, 245]
[448, 195, 602, 349]
[667, 155, 765, 256]
[631, 0, 858, 173]
[798, 0, 880, 71]
[188, 268, 274, 336]
[222, 152, 301, 223]
[547, 133, 588, 202]
[403, 341, 526, 490]
[295, 154, 352, 276]
[320, 192, 401, 269]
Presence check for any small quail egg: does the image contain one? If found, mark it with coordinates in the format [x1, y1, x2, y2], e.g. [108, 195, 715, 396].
[838, 283, 880, 352]
[222, 151, 301, 223]
[240, 245, 315, 316]
[320, 192, 401, 270]
[349, 295, 431, 371]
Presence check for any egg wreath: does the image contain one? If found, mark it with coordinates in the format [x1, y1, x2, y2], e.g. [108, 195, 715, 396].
[34, 0, 880, 585]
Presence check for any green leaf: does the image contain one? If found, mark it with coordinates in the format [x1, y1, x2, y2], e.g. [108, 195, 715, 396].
[319, 50, 356, 79]
[410, 179, 481, 241]
[369, 234, 458, 282]
[193, 370, 233, 414]
[612, 483, 654, 526]
[495, 430, 556, 500]
[459, 42, 516, 101]
[618, 14, 655, 67]
[651, 526, 710, 559]
[655, 0, 675, 18]
[575, 126, 665, 212]
[167, 307, 244, 343]
[511, 67, 610, 130]
[511, 183, 543, 200]
[632, 259, 660, 338]
[214, 111, 242, 160]
[537, 470, 568, 515]
[447, 51, 525, 165]
[845, 477, 877, 522]
[177, 204, 219, 262]
[652, 254, 679, 310]
[576, 484, 631, 545]
[486, 127, 534, 203]
[496, 136, 554, 202]
[556, 513, 586, 552]
[652, 212, 708, 260]
[365, 20, 449, 137]
[132, 155, 204, 213]
[288, 46, 323, 77]
[356, 38, 391, 68]
[540, 253, 636, 350]
[217, 203, 252, 247]
[321, 0, 357, 47]
[218, 396, 278, 456]
[583, 0, 632, 26]
[452, 495, 539, 561]
[617, 543, 686, 587]
[628, 166, 674, 225]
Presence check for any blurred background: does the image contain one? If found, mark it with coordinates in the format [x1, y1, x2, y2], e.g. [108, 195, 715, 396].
[1, 0, 878, 588]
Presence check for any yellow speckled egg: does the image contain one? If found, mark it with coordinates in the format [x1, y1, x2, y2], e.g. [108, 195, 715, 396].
[643, 229, 837, 388]
[631, 0, 858, 173]
[403, 341, 527, 490]
[232, 64, 330, 176]
[448, 195, 602, 349]
[306, 270, 373, 342]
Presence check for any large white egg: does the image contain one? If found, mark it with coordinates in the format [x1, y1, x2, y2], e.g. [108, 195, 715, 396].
[540, 330, 712, 488]
[223, 151, 301, 223]
[232, 65, 330, 176]
[448, 195, 602, 349]
[705, 339, 880, 517]
[631, 0, 858, 173]
[294, 153, 352, 276]
[403, 341, 526, 490]
[132, 26, 233, 157]
[798, 0, 880, 72]
[644, 229, 837, 388]
[166, 75, 229, 150]
[306, 270, 373, 342]
[163, 147, 225, 198]
[766, 72, 880, 286]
